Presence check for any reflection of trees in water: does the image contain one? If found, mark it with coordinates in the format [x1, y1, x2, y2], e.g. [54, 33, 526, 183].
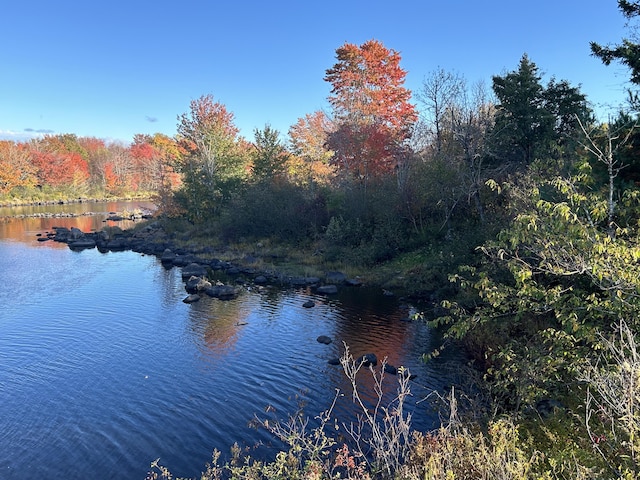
[331, 288, 412, 367]
[153, 263, 183, 310]
[187, 295, 253, 359]
[316, 288, 447, 433]
[0, 200, 155, 244]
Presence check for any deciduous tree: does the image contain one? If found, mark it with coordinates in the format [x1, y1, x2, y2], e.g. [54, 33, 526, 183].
[324, 39, 417, 181]
[0, 141, 37, 194]
[176, 94, 248, 221]
[29, 139, 90, 189]
[288, 111, 336, 185]
[413, 70, 495, 229]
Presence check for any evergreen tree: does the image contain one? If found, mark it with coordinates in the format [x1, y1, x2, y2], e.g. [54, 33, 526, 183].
[251, 125, 289, 182]
[490, 55, 588, 169]
[591, 1, 640, 85]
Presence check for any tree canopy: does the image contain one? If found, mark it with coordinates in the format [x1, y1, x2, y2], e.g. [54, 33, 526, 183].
[324, 39, 417, 180]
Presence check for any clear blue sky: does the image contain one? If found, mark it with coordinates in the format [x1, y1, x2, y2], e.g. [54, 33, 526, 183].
[0, 0, 633, 143]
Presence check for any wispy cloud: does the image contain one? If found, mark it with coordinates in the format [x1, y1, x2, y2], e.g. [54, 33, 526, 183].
[24, 128, 55, 134]
[0, 129, 50, 141]
[145, 116, 158, 123]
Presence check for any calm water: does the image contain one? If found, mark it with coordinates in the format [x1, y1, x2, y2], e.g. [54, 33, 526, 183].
[0, 202, 460, 479]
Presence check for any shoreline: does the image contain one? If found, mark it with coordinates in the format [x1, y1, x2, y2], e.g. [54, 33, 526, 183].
[40, 220, 371, 300]
[0, 196, 153, 208]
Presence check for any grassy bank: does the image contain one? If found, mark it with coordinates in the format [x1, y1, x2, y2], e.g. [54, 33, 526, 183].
[0, 186, 154, 207]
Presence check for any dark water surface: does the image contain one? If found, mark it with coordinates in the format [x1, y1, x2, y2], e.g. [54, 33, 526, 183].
[0, 202, 461, 479]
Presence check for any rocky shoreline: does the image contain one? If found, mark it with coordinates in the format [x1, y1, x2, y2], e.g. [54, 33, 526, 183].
[3, 210, 153, 221]
[37, 221, 364, 300]
[36, 221, 415, 377]
[0, 196, 150, 208]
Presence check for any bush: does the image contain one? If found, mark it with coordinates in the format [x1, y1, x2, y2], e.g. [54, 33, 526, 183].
[218, 182, 328, 243]
[581, 320, 640, 478]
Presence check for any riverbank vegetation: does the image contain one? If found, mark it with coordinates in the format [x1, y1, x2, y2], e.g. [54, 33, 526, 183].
[8, 2, 640, 477]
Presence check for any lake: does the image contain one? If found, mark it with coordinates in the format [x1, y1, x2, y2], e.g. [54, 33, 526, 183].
[0, 201, 461, 479]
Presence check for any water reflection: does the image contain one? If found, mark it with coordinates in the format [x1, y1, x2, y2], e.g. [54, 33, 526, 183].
[0, 200, 155, 245]
[186, 294, 252, 358]
[0, 205, 463, 479]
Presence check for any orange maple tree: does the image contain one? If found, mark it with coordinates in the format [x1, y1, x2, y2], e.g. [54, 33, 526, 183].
[324, 39, 417, 180]
[288, 111, 336, 185]
[0, 141, 37, 194]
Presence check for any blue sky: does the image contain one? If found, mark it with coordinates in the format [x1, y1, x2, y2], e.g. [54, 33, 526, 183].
[0, 0, 633, 143]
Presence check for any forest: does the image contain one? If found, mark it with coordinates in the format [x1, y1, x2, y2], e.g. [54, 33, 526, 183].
[8, 1, 640, 478]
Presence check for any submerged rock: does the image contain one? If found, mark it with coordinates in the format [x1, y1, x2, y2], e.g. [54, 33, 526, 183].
[317, 335, 332, 345]
[204, 284, 238, 300]
[183, 294, 201, 304]
[316, 285, 338, 295]
[360, 353, 378, 367]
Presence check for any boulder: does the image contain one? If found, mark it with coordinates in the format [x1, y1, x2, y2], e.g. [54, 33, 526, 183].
[243, 255, 258, 264]
[70, 227, 84, 240]
[302, 300, 315, 308]
[316, 335, 332, 345]
[106, 238, 128, 251]
[52, 227, 71, 242]
[325, 271, 347, 284]
[254, 275, 268, 284]
[160, 249, 176, 264]
[181, 263, 208, 279]
[68, 239, 96, 250]
[185, 276, 212, 293]
[173, 254, 199, 267]
[316, 285, 338, 295]
[289, 277, 308, 286]
[204, 284, 238, 300]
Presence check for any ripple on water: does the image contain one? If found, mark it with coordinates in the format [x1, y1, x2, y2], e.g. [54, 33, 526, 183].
[0, 231, 465, 479]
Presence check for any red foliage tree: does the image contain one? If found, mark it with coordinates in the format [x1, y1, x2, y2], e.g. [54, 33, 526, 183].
[324, 39, 417, 180]
[103, 163, 120, 193]
[30, 150, 89, 187]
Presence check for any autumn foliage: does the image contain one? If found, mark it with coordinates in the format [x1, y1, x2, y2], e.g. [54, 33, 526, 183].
[325, 39, 417, 179]
[0, 133, 182, 198]
[0, 141, 37, 194]
[287, 110, 336, 185]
